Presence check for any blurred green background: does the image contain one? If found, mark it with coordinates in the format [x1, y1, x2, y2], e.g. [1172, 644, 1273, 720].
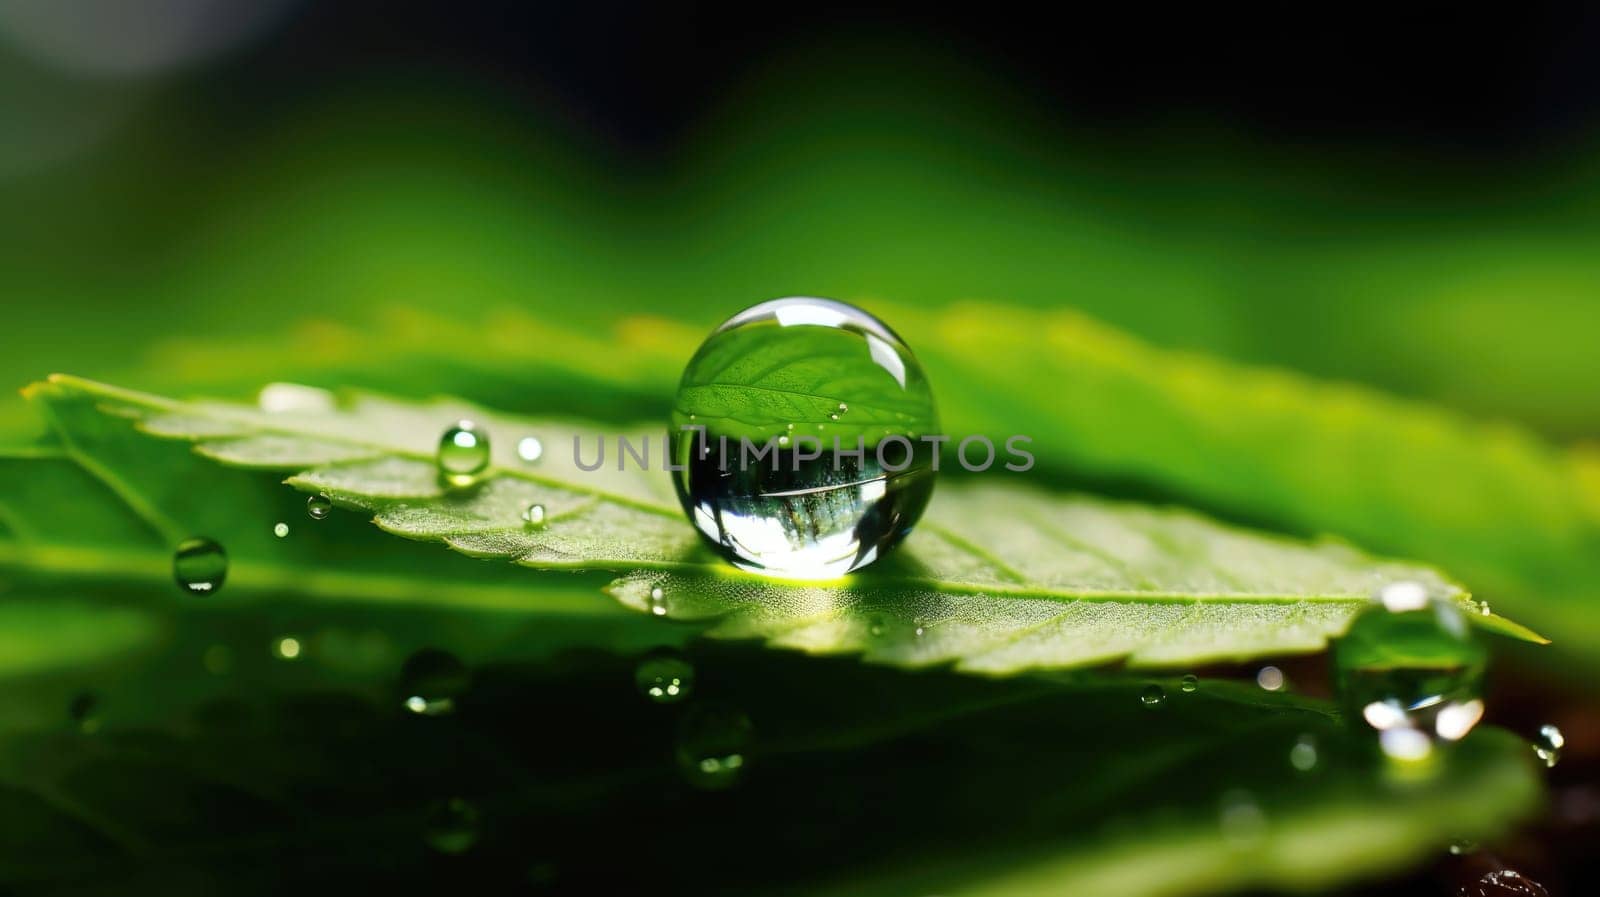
[3, 2, 1599, 442]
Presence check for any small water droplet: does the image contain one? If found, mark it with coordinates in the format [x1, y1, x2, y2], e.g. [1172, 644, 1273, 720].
[829, 412, 840, 420]
[867, 615, 887, 637]
[676, 705, 752, 790]
[400, 648, 469, 716]
[516, 436, 543, 463]
[634, 650, 694, 703]
[1448, 838, 1479, 856]
[1180, 674, 1199, 693]
[837, 402, 848, 413]
[307, 494, 332, 520]
[173, 537, 227, 595]
[1256, 666, 1286, 692]
[648, 586, 668, 617]
[1140, 684, 1166, 707]
[522, 503, 547, 527]
[69, 693, 100, 734]
[437, 420, 490, 485]
[1460, 869, 1549, 897]
[258, 382, 335, 413]
[778, 435, 790, 447]
[1289, 734, 1319, 772]
[1379, 727, 1434, 763]
[272, 636, 303, 660]
[1377, 580, 1432, 612]
[1532, 724, 1565, 768]
[913, 624, 926, 638]
[424, 798, 480, 854]
[273, 521, 289, 538]
[785, 423, 795, 431]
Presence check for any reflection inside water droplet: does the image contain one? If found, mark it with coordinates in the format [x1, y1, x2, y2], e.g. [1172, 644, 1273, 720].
[273, 522, 289, 538]
[1139, 684, 1166, 708]
[1256, 666, 1285, 692]
[648, 586, 668, 617]
[1180, 674, 1199, 693]
[522, 503, 546, 527]
[676, 705, 752, 790]
[516, 436, 543, 463]
[1461, 869, 1550, 897]
[173, 537, 227, 595]
[400, 648, 469, 715]
[307, 494, 332, 520]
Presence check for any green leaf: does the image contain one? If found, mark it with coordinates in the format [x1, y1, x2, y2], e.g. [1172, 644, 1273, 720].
[24, 375, 1539, 681]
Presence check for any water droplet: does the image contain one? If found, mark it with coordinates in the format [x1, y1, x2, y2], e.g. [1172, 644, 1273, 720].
[676, 705, 752, 790]
[1289, 734, 1319, 772]
[69, 693, 100, 734]
[273, 521, 289, 538]
[669, 297, 938, 578]
[522, 503, 546, 527]
[1532, 724, 1565, 768]
[437, 420, 490, 486]
[307, 494, 332, 520]
[516, 436, 543, 463]
[912, 624, 926, 638]
[173, 537, 227, 595]
[1334, 595, 1487, 757]
[1180, 674, 1199, 693]
[1256, 666, 1286, 692]
[867, 615, 886, 637]
[1139, 684, 1166, 707]
[778, 435, 791, 447]
[424, 798, 480, 854]
[634, 650, 694, 703]
[1448, 838, 1479, 855]
[648, 586, 668, 617]
[1460, 869, 1549, 897]
[400, 648, 469, 716]
[272, 636, 303, 660]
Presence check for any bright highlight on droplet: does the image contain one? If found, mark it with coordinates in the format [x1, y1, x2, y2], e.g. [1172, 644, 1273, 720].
[273, 522, 289, 538]
[522, 503, 546, 527]
[1180, 674, 1199, 693]
[648, 586, 668, 617]
[273, 636, 302, 660]
[1139, 684, 1166, 708]
[1377, 580, 1431, 613]
[516, 436, 543, 462]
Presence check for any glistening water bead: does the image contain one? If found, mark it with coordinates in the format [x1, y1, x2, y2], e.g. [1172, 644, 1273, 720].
[669, 297, 939, 578]
[437, 420, 490, 486]
[173, 537, 227, 594]
[1333, 582, 1487, 762]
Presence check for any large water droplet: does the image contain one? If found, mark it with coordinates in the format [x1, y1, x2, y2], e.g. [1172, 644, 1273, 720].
[424, 798, 480, 854]
[634, 650, 694, 703]
[1334, 591, 1486, 761]
[173, 537, 227, 595]
[437, 420, 490, 486]
[307, 494, 332, 520]
[1532, 724, 1565, 768]
[1139, 684, 1166, 708]
[1460, 869, 1550, 897]
[400, 648, 469, 716]
[676, 705, 752, 790]
[669, 297, 938, 579]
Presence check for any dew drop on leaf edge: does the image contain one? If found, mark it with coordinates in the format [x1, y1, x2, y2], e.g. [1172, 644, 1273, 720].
[307, 494, 332, 520]
[1333, 591, 1487, 764]
[668, 297, 938, 579]
[173, 537, 227, 595]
